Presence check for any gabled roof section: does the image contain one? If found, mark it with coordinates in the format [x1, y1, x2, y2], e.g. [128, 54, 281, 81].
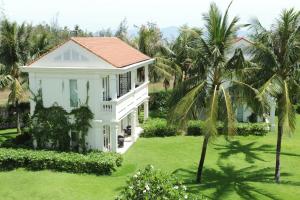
[28, 37, 151, 68]
[71, 37, 151, 68]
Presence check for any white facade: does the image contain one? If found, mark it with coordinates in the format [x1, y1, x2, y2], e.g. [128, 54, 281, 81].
[21, 39, 154, 153]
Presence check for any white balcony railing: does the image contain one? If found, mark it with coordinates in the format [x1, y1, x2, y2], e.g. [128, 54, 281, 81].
[100, 82, 149, 120]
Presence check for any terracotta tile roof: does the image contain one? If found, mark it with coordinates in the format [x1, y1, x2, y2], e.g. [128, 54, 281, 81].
[71, 37, 151, 68]
[233, 37, 254, 45]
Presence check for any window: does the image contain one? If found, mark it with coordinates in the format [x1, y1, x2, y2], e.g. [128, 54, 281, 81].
[69, 79, 78, 107]
[118, 72, 131, 97]
[136, 67, 145, 86]
[102, 76, 110, 101]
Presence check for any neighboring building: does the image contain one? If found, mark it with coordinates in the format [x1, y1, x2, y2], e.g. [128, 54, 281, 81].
[231, 37, 276, 130]
[21, 37, 154, 153]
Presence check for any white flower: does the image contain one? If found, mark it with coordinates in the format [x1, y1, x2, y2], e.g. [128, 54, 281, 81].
[150, 165, 154, 169]
[173, 185, 179, 190]
[133, 174, 137, 178]
[143, 190, 146, 193]
[145, 184, 150, 191]
[184, 194, 188, 199]
[182, 185, 187, 191]
[137, 171, 141, 176]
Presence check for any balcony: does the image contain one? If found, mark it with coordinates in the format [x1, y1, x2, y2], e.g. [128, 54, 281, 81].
[100, 82, 149, 120]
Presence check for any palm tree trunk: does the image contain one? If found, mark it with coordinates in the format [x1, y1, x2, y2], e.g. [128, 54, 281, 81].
[275, 123, 283, 183]
[16, 100, 21, 134]
[196, 134, 209, 183]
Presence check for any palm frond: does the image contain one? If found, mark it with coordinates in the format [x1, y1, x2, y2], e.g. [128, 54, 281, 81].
[278, 81, 295, 135]
[221, 86, 236, 136]
[204, 85, 219, 137]
[168, 81, 206, 126]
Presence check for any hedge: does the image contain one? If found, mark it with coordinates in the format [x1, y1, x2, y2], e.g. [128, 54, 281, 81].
[141, 118, 178, 137]
[187, 120, 269, 136]
[0, 148, 123, 175]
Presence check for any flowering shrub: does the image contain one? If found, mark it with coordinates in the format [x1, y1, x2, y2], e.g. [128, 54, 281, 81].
[116, 165, 195, 200]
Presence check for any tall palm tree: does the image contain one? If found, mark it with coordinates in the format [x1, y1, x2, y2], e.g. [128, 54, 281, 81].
[249, 9, 300, 183]
[169, 2, 253, 183]
[0, 19, 31, 133]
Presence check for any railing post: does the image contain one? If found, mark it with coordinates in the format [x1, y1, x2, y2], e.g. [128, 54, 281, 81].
[131, 108, 137, 141]
[111, 122, 119, 152]
[145, 65, 149, 82]
[144, 99, 149, 121]
[131, 69, 136, 90]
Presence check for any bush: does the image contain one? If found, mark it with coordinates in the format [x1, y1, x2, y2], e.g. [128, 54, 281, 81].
[186, 120, 269, 136]
[141, 118, 178, 137]
[0, 148, 122, 175]
[187, 120, 205, 136]
[236, 123, 269, 136]
[295, 104, 300, 114]
[116, 165, 199, 200]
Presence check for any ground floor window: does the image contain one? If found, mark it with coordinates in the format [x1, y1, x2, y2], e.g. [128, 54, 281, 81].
[103, 125, 111, 151]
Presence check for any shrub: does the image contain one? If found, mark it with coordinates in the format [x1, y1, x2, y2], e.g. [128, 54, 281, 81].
[236, 123, 269, 136]
[116, 165, 199, 200]
[295, 104, 300, 114]
[141, 118, 178, 137]
[187, 120, 205, 136]
[0, 148, 122, 175]
[186, 120, 269, 136]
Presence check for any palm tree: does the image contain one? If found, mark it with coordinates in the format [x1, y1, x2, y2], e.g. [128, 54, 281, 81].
[169, 2, 253, 183]
[171, 25, 202, 84]
[249, 9, 300, 183]
[0, 19, 31, 133]
[134, 23, 176, 83]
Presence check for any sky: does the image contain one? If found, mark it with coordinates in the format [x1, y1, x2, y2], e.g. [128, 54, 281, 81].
[1, 0, 300, 32]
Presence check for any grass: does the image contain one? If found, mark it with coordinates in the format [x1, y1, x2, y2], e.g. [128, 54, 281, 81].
[0, 118, 300, 199]
[0, 129, 17, 143]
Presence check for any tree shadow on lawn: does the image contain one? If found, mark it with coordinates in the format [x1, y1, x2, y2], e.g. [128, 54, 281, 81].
[173, 165, 300, 200]
[0, 131, 17, 143]
[213, 140, 300, 164]
[213, 140, 274, 163]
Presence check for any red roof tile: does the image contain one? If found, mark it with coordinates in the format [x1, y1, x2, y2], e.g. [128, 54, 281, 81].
[71, 37, 151, 68]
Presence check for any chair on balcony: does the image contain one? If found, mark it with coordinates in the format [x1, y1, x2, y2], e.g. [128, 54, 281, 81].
[118, 135, 125, 148]
[123, 125, 132, 137]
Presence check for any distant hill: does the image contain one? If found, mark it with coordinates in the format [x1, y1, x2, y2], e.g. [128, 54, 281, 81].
[128, 26, 179, 41]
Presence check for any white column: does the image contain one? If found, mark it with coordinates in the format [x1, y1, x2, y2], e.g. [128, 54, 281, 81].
[145, 65, 149, 82]
[131, 109, 137, 141]
[111, 123, 119, 152]
[144, 100, 149, 121]
[270, 99, 276, 131]
[131, 69, 136, 90]
[109, 74, 117, 100]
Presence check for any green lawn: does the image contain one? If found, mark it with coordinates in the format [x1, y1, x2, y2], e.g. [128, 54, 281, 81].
[0, 119, 300, 199]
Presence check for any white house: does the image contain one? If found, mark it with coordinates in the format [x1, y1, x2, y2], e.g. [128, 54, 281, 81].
[21, 37, 154, 153]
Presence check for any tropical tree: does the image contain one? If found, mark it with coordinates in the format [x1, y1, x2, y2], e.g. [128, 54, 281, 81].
[169, 2, 252, 183]
[0, 19, 31, 133]
[134, 23, 176, 83]
[171, 25, 202, 84]
[249, 9, 300, 183]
